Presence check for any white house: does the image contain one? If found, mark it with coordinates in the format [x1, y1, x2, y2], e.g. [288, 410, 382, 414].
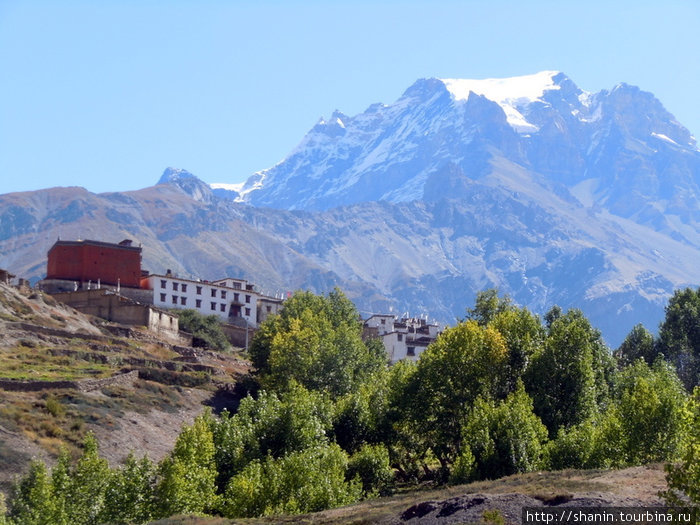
[143, 272, 282, 328]
[363, 314, 441, 363]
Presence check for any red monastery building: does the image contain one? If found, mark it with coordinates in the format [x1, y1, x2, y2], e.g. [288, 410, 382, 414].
[45, 238, 143, 290]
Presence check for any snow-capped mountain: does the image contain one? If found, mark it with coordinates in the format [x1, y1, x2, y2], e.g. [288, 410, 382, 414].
[232, 71, 699, 240]
[2, 72, 699, 347]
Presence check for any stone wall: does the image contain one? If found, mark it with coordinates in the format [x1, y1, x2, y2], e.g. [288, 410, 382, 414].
[0, 370, 139, 393]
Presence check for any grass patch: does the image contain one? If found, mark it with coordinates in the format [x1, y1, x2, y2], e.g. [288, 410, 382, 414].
[0, 345, 115, 381]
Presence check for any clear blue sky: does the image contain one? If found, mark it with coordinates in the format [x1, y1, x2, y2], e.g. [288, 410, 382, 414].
[1, 1, 698, 195]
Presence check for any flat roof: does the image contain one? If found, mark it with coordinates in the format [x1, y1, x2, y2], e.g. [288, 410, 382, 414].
[49, 239, 142, 252]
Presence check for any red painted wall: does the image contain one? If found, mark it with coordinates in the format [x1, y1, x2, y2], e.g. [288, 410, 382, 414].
[46, 241, 142, 288]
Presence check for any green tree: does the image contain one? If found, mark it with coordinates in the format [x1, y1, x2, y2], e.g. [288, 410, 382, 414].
[99, 453, 156, 525]
[221, 444, 361, 518]
[613, 358, 689, 464]
[8, 461, 56, 525]
[662, 387, 699, 507]
[465, 288, 514, 326]
[66, 433, 110, 525]
[155, 411, 219, 517]
[374, 359, 429, 482]
[657, 287, 700, 390]
[489, 307, 544, 397]
[456, 384, 548, 482]
[177, 309, 231, 351]
[0, 492, 8, 525]
[548, 408, 625, 470]
[410, 320, 508, 472]
[347, 443, 394, 496]
[249, 289, 385, 398]
[212, 382, 332, 490]
[525, 309, 613, 435]
[616, 323, 657, 367]
[49, 448, 71, 525]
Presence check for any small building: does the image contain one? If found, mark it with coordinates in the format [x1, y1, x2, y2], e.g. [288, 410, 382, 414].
[363, 314, 441, 363]
[43, 238, 142, 292]
[52, 289, 184, 343]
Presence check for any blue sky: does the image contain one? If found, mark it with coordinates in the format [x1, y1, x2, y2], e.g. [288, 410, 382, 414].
[1, 1, 698, 195]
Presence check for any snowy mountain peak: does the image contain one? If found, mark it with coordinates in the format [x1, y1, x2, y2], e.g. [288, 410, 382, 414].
[231, 72, 699, 223]
[440, 71, 567, 133]
[156, 167, 214, 203]
[440, 70, 563, 103]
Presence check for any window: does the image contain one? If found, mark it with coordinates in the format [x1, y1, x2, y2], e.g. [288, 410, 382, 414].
[195, 299, 201, 308]
[398, 333, 403, 341]
[172, 296, 178, 304]
[220, 303, 226, 312]
[234, 293, 239, 302]
[181, 284, 187, 293]
[160, 293, 166, 302]
[245, 294, 251, 304]
[221, 290, 227, 299]
[211, 289, 217, 298]
[380, 318, 386, 325]
[160, 280, 166, 289]
[210, 302, 216, 310]
[181, 297, 187, 305]
[266, 305, 272, 312]
[407, 347, 415, 356]
[245, 307, 251, 316]
[196, 286, 202, 295]
[233, 282, 241, 289]
[172, 282, 178, 291]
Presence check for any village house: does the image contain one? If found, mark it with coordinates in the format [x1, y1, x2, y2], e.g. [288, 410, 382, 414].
[363, 314, 441, 363]
[142, 271, 283, 329]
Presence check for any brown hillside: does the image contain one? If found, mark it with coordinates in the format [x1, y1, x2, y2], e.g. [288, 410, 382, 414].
[0, 281, 250, 496]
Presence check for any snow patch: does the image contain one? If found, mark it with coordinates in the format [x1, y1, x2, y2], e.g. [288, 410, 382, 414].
[210, 182, 245, 193]
[440, 71, 561, 133]
[651, 132, 679, 146]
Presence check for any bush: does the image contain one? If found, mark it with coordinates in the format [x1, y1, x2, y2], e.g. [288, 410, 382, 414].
[44, 395, 65, 418]
[177, 309, 230, 351]
[347, 443, 394, 496]
[459, 384, 548, 481]
[221, 444, 361, 518]
[661, 387, 699, 507]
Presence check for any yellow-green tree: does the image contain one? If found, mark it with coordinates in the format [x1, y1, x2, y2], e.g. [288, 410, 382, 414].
[526, 308, 613, 435]
[455, 383, 548, 482]
[221, 444, 361, 518]
[155, 412, 219, 517]
[410, 320, 508, 472]
[8, 461, 56, 525]
[662, 387, 699, 506]
[249, 289, 385, 398]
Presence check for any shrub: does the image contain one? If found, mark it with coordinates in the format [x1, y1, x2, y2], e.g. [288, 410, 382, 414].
[177, 309, 230, 351]
[221, 444, 361, 518]
[347, 443, 394, 496]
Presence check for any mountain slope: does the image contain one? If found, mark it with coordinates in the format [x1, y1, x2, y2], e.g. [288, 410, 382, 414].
[2, 167, 699, 346]
[234, 72, 700, 245]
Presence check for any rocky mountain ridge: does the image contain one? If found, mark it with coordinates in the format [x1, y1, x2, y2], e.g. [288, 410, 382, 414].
[233, 72, 699, 238]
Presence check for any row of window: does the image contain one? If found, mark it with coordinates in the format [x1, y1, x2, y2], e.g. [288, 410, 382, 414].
[158, 293, 252, 317]
[159, 280, 252, 302]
